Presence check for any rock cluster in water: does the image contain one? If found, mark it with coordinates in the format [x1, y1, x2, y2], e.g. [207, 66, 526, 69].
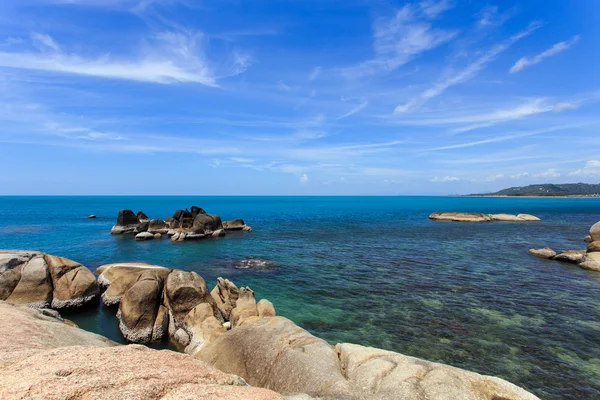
[429, 212, 541, 222]
[0, 250, 99, 309]
[0, 250, 541, 400]
[529, 220, 600, 271]
[110, 206, 252, 241]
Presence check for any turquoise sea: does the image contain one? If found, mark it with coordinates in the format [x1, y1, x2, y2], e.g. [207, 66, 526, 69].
[1, 196, 599, 399]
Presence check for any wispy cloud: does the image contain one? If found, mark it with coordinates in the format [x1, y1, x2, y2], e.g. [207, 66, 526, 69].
[336, 97, 369, 120]
[432, 175, 460, 182]
[394, 21, 542, 113]
[340, 2, 457, 77]
[476, 5, 512, 27]
[510, 35, 580, 73]
[309, 66, 321, 81]
[534, 168, 560, 178]
[0, 31, 222, 86]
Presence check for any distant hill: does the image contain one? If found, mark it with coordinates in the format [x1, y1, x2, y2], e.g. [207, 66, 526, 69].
[472, 183, 600, 197]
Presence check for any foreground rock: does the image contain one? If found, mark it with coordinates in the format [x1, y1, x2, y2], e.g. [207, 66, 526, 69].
[0, 301, 282, 400]
[197, 316, 539, 400]
[429, 212, 540, 222]
[0, 251, 98, 309]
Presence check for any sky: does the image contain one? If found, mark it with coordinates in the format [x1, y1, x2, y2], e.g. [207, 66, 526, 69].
[0, 0, 598, 195]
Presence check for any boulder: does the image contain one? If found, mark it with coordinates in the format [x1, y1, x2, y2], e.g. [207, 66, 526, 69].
[173, 209, 192, 221]
[184, 303, 227, 355]
[185, 233, 205, 240]
[230, 287, 258, 327]
[45, 254, 99, 309]
[154, 233, 162, 239]
[136, 211, 150, 221]
[223, 218, 247, 230]
[429, 212, 492, 222]
[0, 301, 282, 400]
[164, 270, 223, 327]
[257, 299, 276, 317]
[591, 221, 600, 241]
[192, 213, 223, 233]
[580, 258, 600, 272]
[336, 343, 540, 400]
[554, 250, 586, 264]
[197, 316, 353, 398]
[134, 221, 149, 233]
[95, 263, 171, 306]
[191, 205, 206, 216]
[212, 229, 226, 237]
[211, 277, 239, 320]
[517, 214, 541, 221]
[117, 270, 167, 343]
[148, 218, 168, 234]
[0, 251, 35, 301]
[135, 231, 155, 241]
[111, 209, 141, 234]
[587, 241, 600, 253]
[490, 214, 528, 222]
[585, 235, 593, 243]
[528, 247, 557, 260]
[242, 225, 253, 232]
[5, 255, 53, 308]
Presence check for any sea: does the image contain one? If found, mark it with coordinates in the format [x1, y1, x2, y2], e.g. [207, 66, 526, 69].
[1, 195, 599, 400]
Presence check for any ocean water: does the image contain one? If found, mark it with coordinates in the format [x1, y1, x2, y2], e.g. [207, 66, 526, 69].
[1, 195, 599, 399]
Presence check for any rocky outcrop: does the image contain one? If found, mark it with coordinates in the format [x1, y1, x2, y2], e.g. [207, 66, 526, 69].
[430, 212, 541, 222]
[211, 277, 239, 320]
[223, 218, 253, 232]
[528, 247, 557, 259]
[135, 231, 155, 241]
[230, 287, 259, 327]
[0, 301, 282, 400]
[111, 209, 141, 234]
[0, 251, 98, 309]
[148, 218, 168, 234]
[554, 250, 586, 264]
[136, 210, 150, 221]
[163, 270, 222, 326]
[591, 221, 600, 241]
[197, 316, 539, 400]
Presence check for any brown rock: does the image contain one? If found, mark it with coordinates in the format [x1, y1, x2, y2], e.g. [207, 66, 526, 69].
[528, 247, 557, 260]
[96, 263, 170, 306]
[591, 221, 600, 241]
[184, 303, 226, 355]
[211, 277, 239, 320]
[429, 212, 492, 222]
[111, 209, 141, 234]
[223, 218, 247, 230]
[164, 270, 222, 327]
[45, 254, 99, 309]
[516, 213, 541, 221]
[230, 286, 258, 327]
[6, 255, 52, 308]
[587, 241, 600, 253]
[585, 235, 593, 243]
[257, 299, 276, 317]
[554, 250, 586, 264]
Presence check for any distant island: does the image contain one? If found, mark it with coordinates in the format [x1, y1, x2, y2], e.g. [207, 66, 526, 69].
[471, 183, 600, 197]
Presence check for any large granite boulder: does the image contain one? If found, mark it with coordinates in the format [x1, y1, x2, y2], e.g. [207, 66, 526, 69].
[528, 247, 557, 260]
[197, 316, 353, 398]
[192, 213, 223, 234]
[183, 302, 227, 355]
[336, 343, 540, 400]
[117, 270, 168, 343]
[0, 301, 282, 400]
[135, 231, 155, 241]
[1, 251, 98, 309]
[257, 299, 276, 317]
[211, 277, 240, 320]
[148, 218, 168, 234]
[230, 286, 258, 327]
[163, 270, 222, 326]
[591, 221, 600, 241]
[95, 262, 171, 306]
[111, 209, 141, 234]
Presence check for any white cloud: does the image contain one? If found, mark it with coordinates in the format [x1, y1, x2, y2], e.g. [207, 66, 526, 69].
[485, 173, 505, 182]
[510, 35, 580, 73]
[309, 66, 321, 81]
[341, 3, 457, 77]
[432, 176, 460, 182]
[395, 21, 542, 113]
[476, 5, 511, 27]
[534, 168, 560, 178]
[511, 172, 530, 179]
[277, 80, 291, 91]
[0, 31, 220, 86]
[299, 173, 309, 184]
[31, 33, 60, 52]
[569, 160, 600, 177]
[336, 97, 369, 120]
[419, 0, 453, 18]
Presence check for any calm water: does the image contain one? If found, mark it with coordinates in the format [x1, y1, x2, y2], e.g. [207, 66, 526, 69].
[1, 196, 599, 399]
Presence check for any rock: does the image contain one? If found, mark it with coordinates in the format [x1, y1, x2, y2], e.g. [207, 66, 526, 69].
[163, 270, 222, 327]
[45, 254, 99, 309]
[212, 229, 226, 237]
[87, 214, 96, 219]
[184, 233, 205, 240]
[554, 250, 586, 264]
[587, 241, 600, 253]
[230, 287, 258, 327]
[197, 316, 354, 398]
[490, 213, 528, 222]
[135, 231, 155, 241]
[154, 233, 162, 239]
[528, 247, 557, 260]
[192, 213, 223, 233]
[134, 221, 149, 233]
[257, 299, 276, 317]
[242, 225, 253, 232]
[171, 232, 181, 241]
[5, 255, 53, 308]
[223, 321, 231, 330]
[136, 210, 150, 221]
[429, 212, 492, 222]
[580, 258, 600, 272]
[95, 263, 171, 306]
[174, 328, 191, 347]
[184, 303, 227, 355]
[517, 213, 541, 221]
[336, 343, 540, 400]
[585, 235, 593, 243]
[591, 221, 600, 241]
[148, 218, 168, 234]
[0, 251, 34, 301]
[0, 301, 282, 400]
[223, 218, 247, 230]
[191, 205, 206, 216]
[178, 232, 187, 241]
[111, 209, 141, 234]
[211, 277, 239, 320]
[173, 209, 192, 221]
[117, 270, 167, 343]
[587, 252, 600, 263]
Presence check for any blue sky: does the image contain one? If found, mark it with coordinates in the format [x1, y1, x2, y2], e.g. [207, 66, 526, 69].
[0, 0, 598, 195]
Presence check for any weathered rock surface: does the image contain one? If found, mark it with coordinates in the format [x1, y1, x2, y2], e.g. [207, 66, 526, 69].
[0, 301, 282, 400]
[223, 218, 251, 230]
[587, 241, 600, 253]
[528, 247, 557, 259]
[585, 235, 593, 243]
[257, 299, 276, 317]
[148, 218, 168, 234]
[211, 277, 239, 320]
[197, 316, 539, 400]
[184, 303, 227, 355]
[429, 212, 540, 222]
[136, 210, 150, 221]
[164, 270, 222, 326]
[591, 221, 600, 241]
[554, 250, 586, 264]
[1, 251, 98, 309]
[96, 262, 171, 306]
[230, 286, 258, 327]
[111, 209, 141, 234]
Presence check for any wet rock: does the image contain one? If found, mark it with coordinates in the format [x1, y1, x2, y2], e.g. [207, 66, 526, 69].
[223, 218, 247, 230]
[516, 214, 541, 221]
[212, 229, 226, 237]
[135, 231, 155, 241]
[554, 250, 586, 264]
[528, 247, 557, 260]
[154, 233, 162, 239]
[429, 212, 540, 222]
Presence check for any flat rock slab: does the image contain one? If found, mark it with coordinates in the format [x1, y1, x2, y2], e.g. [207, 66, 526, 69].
[429, 212, 540, 222]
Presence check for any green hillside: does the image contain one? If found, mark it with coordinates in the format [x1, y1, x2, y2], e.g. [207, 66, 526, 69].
[473, 183, 600, 197]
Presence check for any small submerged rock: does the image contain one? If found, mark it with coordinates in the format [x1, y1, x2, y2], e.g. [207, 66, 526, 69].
[233, 257, 275, 270]
[87, 215, 96, 219]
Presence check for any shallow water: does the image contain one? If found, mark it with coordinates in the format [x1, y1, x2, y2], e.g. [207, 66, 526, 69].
[1, 196, 599, 399]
